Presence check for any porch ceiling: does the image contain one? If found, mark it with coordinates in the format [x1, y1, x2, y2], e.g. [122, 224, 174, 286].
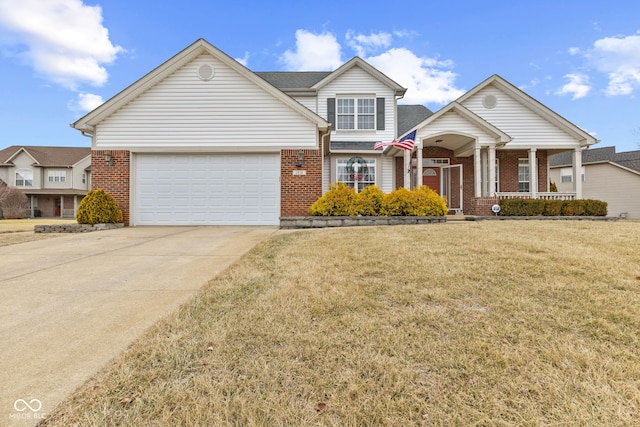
[422, 133, 475, 157]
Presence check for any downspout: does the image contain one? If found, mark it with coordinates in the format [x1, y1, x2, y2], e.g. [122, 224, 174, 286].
[321, 125, 332, 194]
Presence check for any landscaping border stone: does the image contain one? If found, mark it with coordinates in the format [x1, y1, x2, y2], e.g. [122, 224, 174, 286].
[280, 216, 446, 229]
[34, 223, 125, 233]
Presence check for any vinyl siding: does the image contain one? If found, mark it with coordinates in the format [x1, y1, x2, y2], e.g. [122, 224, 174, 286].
[380, 156, 394, 193]
[462, 86, 580, 149]
[96, 53, 318, 151]
[318, 67, 396, 141]
[582, 163, 640, 219]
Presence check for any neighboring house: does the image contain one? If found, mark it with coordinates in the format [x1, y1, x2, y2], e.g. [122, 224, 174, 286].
[0, 146, 91, 218]
[71, 39, 596, 226]
[550, 146, 640, 219]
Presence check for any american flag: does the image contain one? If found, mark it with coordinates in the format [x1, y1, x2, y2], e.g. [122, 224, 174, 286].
[374, 130, 416, 151]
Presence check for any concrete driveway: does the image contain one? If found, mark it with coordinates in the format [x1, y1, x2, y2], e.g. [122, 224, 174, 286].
[0, 226, 278, 426]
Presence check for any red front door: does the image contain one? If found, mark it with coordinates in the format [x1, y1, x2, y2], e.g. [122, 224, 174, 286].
[422, 167, 440, 194]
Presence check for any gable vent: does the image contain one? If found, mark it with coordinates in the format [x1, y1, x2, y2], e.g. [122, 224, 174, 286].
[482, 94, 497, 109]
[197, 64, 215, 81]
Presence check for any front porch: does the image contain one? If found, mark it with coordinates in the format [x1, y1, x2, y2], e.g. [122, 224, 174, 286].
[402, 142, 584, 216]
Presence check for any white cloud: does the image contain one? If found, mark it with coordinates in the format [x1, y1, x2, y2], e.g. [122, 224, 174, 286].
[280, 29, 342, 71]
[568, 47, 580, 55]
[555, 73, 591, 99]
[590, 32, 640, 96]
[346, 30, 392, 57]
[235, 52, 250, 67]
[366, 48, 464, 105]
[69, 92, 104, 112]
[0, 0, 123, 90]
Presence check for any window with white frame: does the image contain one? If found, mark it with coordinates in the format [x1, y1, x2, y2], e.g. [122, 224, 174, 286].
[16, 168, 33, 187]
[336, 97, 375, 130]
[518, 158, 530, 192]
[561, 168, 572, 183]
[337, 158, 376, 192]
[48, 170, 67, 183]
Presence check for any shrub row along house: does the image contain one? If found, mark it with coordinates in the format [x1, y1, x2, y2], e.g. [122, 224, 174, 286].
[0, 146, 91, 218]
[71, 39, 595, 226]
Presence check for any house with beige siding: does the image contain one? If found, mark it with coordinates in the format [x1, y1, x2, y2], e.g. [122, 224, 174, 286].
[71, 38, 596, 225]
[550, 146, 640, 219]
[0, 146, 91, 218]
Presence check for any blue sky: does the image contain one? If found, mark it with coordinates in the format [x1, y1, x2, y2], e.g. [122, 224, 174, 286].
[1, 0, 639, 152]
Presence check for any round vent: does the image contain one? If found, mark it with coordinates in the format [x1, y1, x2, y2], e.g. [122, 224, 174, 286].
[482, 94, 497, 109]
[197, 64, 215, 81]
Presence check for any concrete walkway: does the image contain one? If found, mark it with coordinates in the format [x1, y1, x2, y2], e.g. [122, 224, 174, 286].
[0, 226, 278, 426]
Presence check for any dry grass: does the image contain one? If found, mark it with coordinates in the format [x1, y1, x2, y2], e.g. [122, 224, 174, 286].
[41, 221, 640, 426]
[0, 219, 76, 246]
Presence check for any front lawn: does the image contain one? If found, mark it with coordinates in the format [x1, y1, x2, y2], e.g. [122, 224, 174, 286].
[41, 221, 640, 426]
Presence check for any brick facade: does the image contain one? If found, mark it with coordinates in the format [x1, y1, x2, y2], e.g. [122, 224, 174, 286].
[280, 148, 323, 217]
[91, 150, 130, 225]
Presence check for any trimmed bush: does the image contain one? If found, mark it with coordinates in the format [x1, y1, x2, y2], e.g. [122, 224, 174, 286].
[354, 185, 385, 216]
[381, 188, 414, 216]
[76, 189, 123, 225]
[406, 185, 448, 216]
[500, 198, 607, 217]
[543, 200, 563, 216]
[309, 184, 448, 217]
[308, 182, 358, 216]
[583, 199, 608, 216]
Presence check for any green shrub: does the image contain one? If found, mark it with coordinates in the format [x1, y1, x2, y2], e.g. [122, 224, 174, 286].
[500, 198, 607, 217]
[76, 189, 123, 224]
[308, 182, 358, 216]
[583, 199, 608, 216]
[354, 185, 385, 216]
[499, 198, 530, 216]
[543, 200, 563, 216]
[561, 200, 585, 216]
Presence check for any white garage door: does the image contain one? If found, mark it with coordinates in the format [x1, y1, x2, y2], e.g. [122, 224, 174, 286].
[135, 153, 280, 225]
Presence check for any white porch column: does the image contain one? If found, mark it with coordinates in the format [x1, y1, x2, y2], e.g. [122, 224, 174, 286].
[573, 148, 582, 199]
[30, 195, 34, 218]
[415, 143, 423, 188]
[74, 195, 78, 217]
[474, 146, 482, 197]
[60, 196, 64, 218]
[403, 149, 411, 189]
[529, 148, 537, 198]
[488, 145, 496, 196]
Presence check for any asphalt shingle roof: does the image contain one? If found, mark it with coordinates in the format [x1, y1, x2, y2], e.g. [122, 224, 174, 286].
[255, 72, 331, 89]
[549, 146, 640, 173]
[398, 105, 433, 136]
[0, 146, 91, 167]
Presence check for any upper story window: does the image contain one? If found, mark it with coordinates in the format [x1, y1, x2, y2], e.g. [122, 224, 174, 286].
[336, 97, 375, 130]
[16, 168, 33, 187]
[48, 170, 67, 183]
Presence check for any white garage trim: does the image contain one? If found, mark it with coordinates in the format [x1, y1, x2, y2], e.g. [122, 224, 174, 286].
[133, 153, 280, 225]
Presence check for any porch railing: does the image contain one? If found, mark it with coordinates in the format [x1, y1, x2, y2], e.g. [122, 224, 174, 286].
[496, 192, 576, 201]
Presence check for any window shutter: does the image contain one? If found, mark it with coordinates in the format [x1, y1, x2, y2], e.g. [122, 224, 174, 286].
[327, 98, 335, 127]
[376, 97, 385, 130]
